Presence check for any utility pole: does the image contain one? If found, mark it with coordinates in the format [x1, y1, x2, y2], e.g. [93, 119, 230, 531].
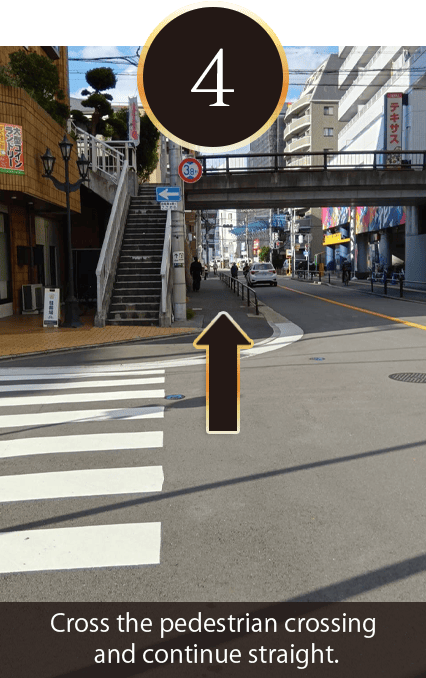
[169, 141, 186, 321]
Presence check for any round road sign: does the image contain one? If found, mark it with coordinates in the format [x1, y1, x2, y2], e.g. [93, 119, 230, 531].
[178, 158, 203, 183]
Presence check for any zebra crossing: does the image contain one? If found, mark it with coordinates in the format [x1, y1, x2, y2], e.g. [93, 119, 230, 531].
[0, 363, 167, 574]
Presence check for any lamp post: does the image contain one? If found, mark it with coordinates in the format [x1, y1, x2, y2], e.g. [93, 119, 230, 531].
[41, 134, 89, 327]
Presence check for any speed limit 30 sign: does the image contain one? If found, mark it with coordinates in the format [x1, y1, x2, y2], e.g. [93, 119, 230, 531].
[178, 158, 203, 183]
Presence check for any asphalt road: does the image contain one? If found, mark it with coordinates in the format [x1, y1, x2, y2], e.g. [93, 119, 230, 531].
[2, 276, 426, 602]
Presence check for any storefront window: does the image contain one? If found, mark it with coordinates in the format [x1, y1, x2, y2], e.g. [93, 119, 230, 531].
[0, 213, 12, 304]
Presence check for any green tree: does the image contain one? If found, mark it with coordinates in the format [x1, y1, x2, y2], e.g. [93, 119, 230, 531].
[80, 67, 117, 136]
[259, 246, 270, 262]
[136, 113, 160, 182]
[0, 50, 69, 125]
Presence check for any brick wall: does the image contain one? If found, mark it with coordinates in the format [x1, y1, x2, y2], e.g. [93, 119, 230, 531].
[0, 46, 69, 107]
[0, 85, 80, 213]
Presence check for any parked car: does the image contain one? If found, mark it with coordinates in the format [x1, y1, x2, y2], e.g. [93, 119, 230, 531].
[247, 263, 277, 287]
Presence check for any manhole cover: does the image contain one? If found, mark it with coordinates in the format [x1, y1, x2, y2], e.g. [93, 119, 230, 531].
[389, 373, 426, 383]
[310, 357, 325, 361]
[165, 394, 185, 400]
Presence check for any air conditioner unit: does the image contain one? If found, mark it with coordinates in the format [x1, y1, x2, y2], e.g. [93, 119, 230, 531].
[22, 284, 44, 314]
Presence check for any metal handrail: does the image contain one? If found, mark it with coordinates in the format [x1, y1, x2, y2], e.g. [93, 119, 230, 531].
[219, 272, 259, 315]
[94, 160, 130, 326]
[199, 150, 426, 174]
[159, 209, 173, 325]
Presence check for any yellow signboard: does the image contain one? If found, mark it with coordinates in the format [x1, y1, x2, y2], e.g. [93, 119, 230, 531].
[323, 233, 350, 246]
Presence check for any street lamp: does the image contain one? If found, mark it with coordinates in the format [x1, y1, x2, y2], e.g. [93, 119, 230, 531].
[41, 134, 90, 327]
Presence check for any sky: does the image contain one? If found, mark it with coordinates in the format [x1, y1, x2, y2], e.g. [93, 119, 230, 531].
[68, 45, 338, 106]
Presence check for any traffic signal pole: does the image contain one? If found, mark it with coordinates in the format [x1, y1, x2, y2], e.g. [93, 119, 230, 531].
[169, 141, 186, 321]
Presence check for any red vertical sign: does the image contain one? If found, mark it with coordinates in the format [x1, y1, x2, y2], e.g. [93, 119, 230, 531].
[386, 93, 403, 164]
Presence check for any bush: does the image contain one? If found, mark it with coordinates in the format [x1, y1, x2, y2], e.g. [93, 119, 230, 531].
[0, 50, 69, 126]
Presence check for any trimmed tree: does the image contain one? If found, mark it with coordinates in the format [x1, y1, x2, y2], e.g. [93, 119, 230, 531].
[80, 67, 117, 136]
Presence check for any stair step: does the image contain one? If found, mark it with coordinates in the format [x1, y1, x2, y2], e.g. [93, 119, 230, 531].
[106, 183, 167, 327]
[106, 319, 159, 327]
[110, 300, 160, 310]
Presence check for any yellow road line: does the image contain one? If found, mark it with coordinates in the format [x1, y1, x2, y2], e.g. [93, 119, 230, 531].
[278, 284, 426, 331]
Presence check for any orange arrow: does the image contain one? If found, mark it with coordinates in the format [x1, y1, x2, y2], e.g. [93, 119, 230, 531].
[193, 312, 253, 434]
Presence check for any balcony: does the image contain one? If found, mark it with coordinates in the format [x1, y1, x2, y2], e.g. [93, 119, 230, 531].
[286, 135, 311, 153]
[339, 46, 379, 89]
[285, 93, 312, 121]
[284, 113, 311, 141]
[339, 46, 418, 122]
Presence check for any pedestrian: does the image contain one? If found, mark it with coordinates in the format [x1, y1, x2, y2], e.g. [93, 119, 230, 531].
[204, 262, 210, 280]
[231, 262, 238, 279]
[213, 262, 218, 275]
[190, 256, 203, 292]
[342, 258, 351, 285]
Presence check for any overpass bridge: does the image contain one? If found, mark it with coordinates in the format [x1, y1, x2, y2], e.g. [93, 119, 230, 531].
[184, 151, 426, 209]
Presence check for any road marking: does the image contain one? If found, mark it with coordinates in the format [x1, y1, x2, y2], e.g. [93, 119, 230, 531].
[0, 431, 163, 458]
[0, 376, 165, 393]
[0, 406, 164, 428]
[279, 285, 426, 331]
[0, 364, 166, 376]
[0, 466, 164, 502]
[0, 523, 162, 572]
[0, 366, 167, 574]
[0, 370, 165, 382]
[0, 389, 165, 407]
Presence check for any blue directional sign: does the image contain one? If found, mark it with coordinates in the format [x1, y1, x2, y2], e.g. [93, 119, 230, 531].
[156, 186, 182, 202]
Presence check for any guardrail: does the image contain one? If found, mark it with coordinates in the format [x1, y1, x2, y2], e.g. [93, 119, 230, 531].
[368, 275, 426, 299]
[69, 122, 137, 183]
[220, 272, 259, 315]
[94, 160, 130, 327]
[159, 209, 173, 326]
[199, 150, 426, 174]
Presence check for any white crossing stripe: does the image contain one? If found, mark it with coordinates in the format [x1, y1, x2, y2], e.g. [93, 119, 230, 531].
[0, 376, 165, 393]
[0, 431, 163, 458]
[0, 389, 165, 407]
[0, 363, 167, 376]
[0, 466, 164, 502]
[0, 523, 162, 572]
[0, 365, 167, 573]
[0, 369, 165, 382]
[0, 406, 164, 428]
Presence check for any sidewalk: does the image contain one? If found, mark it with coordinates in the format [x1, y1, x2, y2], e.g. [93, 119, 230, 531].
[0, 309, 199, 360]
[0, 274, 274, 360]
[186, 272, 274, 342]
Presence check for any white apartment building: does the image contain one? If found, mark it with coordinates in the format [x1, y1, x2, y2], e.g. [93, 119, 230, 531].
[283, 53, 344, 260]
[326, 46, 426, 279]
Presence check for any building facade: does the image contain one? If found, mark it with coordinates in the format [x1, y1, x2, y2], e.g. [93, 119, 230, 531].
[324, 46, 426, 279]
[283, 54, 345, 261]
[0, 46, 83, 317]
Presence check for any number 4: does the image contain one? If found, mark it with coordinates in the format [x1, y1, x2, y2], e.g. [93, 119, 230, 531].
[191, 48, 234, 107]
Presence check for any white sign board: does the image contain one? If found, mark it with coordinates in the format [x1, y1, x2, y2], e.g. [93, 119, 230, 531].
[161, 202, 178, 210]
[173, 251, 184, 268]
[43, 288, 60, 327]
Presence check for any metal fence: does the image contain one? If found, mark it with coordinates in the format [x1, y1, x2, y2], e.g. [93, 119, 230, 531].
[199, 151, 426, 175]
[220, 272, 259, 315]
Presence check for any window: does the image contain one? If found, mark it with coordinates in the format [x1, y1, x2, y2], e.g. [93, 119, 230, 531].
[324, 106, 334, 115]
[0, 213, 12, 304]
[324, 128, 334, 137]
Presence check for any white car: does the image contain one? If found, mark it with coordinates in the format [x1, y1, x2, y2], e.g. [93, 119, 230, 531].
[247, 263, 277, 287]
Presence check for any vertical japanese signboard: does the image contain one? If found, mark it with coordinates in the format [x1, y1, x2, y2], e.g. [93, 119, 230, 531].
[128, 97, 140, 146]
[43, 288, 60, 327]
[0, 123, 24, 174]
[385, 93, 403, 165]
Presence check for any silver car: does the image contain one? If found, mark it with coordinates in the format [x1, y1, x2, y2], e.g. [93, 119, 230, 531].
[247, 263, 277, 287]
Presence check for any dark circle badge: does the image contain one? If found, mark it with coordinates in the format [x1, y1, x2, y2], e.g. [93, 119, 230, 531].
[138, 3, 288, 152]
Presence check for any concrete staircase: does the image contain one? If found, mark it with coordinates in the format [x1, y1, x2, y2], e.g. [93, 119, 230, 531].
[106, 185, 166, 326]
